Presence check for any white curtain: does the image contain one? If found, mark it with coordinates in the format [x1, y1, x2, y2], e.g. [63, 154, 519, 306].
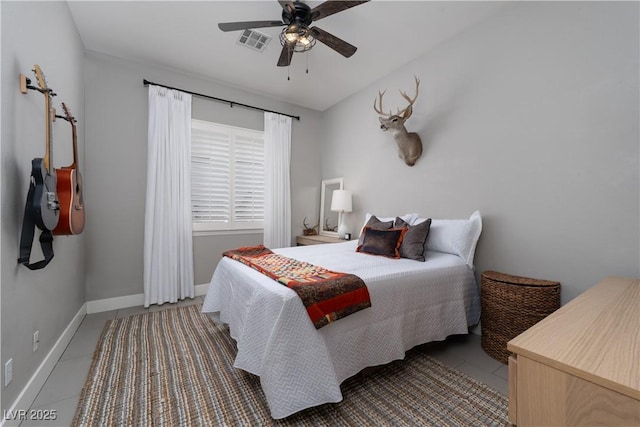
[144, 85, 194, 307]
[263, 112, 292, 248]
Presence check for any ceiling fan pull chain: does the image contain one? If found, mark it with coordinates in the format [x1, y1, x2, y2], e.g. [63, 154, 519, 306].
[287, 43, 292, 81]
[306, 51, 309, 74]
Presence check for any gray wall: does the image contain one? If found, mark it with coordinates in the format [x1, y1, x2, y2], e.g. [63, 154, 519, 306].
[84, 52, 323, 300]
[1, 1, 86, 411]
[321, 1, 639, 303]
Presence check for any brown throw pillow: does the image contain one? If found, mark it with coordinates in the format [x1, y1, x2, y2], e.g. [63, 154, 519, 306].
[357, 227, 407, 258]
[395, 217, 432, 262]
[358, 215, 394, 246]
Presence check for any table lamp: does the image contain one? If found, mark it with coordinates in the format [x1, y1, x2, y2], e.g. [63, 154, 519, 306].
[331, 189, 352, 239]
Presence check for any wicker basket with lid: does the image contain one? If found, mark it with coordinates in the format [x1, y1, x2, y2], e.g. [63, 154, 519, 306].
[480, 270, 561, 364]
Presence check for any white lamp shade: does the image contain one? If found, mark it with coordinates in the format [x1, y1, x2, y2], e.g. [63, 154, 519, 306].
[330, 190, 352, 212]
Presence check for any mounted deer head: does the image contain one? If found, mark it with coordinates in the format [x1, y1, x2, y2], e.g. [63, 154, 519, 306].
[373, 76, 423, 166]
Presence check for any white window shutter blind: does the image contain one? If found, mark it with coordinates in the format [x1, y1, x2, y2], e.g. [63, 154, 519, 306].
[233, 133, 265, 226]
[191, 119, 264, 231]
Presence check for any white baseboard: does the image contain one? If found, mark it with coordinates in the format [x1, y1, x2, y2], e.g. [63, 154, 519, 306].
[195, 283, 209, 296]
[1, 304, 87, 427]
[86, 284, 209, 314]
[86, 293, 144, 314]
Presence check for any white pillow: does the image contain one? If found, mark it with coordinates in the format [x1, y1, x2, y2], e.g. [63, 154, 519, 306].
[359, 212, 419, 237]
[421, 210, 482, 267]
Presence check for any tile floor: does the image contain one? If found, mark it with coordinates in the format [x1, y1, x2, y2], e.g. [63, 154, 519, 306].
[22, 298, 508, 426]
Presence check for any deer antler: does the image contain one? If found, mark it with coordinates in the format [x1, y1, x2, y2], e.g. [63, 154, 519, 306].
[373, 90, 392, 117]
[374, 76, 420, 119]
[398, 75, 420, 120]
[324, 218, 337, 232]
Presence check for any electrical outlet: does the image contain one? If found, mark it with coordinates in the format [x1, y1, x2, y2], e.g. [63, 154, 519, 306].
[33, 330, 40, 352]
[4, 359, 13, 387]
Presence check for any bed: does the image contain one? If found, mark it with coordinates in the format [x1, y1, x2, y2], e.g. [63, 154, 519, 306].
[202, 211, 482, 419]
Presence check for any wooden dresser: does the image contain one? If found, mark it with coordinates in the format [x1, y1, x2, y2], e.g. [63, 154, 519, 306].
[507, 276, 639, 426]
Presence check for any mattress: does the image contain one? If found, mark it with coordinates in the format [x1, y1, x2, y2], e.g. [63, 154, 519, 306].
[202, 240, 481, 419]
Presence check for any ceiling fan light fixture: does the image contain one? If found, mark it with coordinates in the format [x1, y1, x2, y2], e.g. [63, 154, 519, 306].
[298, 34, 312, 46]
[279, 26, 315, 52]
[284, 26, 300, 43]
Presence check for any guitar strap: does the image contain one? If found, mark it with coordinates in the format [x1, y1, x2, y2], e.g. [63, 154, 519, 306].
[18, 178, 54, 270]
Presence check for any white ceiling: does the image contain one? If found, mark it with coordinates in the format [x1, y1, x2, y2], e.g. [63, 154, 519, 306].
[67, 1, 505, 111]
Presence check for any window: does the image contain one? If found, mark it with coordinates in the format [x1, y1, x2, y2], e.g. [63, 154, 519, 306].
[191, 119, 264, 232]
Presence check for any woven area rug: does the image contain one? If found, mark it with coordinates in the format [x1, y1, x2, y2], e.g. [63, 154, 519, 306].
[72, 304, 508, 426]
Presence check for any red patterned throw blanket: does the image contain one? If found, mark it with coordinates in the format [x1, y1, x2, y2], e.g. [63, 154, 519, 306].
[223, 245, 371, 329]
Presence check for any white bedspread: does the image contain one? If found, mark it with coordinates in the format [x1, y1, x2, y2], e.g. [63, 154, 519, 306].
[202, 240, 481, 419]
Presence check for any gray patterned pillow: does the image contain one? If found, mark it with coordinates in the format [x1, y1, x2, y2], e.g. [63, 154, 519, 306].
[395, 217, 432, 262]
[357, 215, 394, 246]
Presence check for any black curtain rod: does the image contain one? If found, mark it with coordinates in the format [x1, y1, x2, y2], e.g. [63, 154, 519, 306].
[143, 79, 300, 121]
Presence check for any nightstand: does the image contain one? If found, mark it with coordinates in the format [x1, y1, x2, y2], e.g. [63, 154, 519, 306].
[296, 235, 343, 246]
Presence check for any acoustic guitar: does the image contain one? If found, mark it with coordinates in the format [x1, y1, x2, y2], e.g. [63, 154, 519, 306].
[30, 65, 60, 231]
[53, 102, 85, 235]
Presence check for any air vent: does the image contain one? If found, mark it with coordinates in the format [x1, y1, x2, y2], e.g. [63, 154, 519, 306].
[237, 29, 272, 52]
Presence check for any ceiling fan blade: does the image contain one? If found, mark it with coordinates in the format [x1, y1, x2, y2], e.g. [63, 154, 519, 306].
[310, 1, 370, 21]
[218, 21, 284, 32]
[310, 26, 357, 58]
[277, 43, 295, 67]
[278, 0, 295, 14]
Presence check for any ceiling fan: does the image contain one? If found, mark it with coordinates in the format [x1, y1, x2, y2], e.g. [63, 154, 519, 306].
[218, 1, 370, 67]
